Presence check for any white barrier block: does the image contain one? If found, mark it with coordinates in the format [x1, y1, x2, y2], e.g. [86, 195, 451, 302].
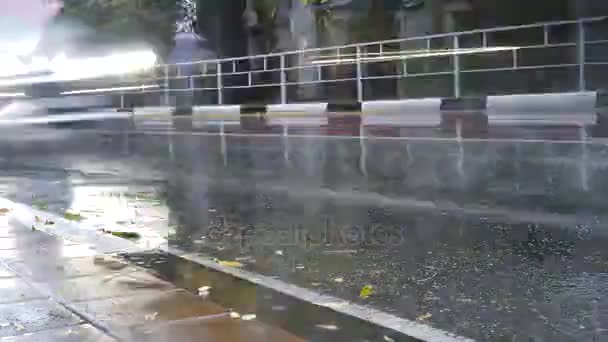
[267, 103, 328, 126]
[488, 92, 597, 126]
[133, 106, 173, 130]
[362, 99, 442, 127]
[193, 105, 241, 128]
[34, 95, 113, 109]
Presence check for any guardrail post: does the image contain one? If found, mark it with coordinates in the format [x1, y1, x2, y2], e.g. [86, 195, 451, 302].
[164, 65, 170, 106]
[453, 36, 461, 98]
[280, 54, 287, 104]
[282, 121, 289, 165]
[356, 45, 363, 102]
[217, 61, 223, 105]
[359, 124, 367, 176]
[220, 121, 227, 167]
[578, 20, 586, 91]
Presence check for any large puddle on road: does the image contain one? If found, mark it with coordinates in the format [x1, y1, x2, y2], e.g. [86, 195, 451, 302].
[119, 251, 407, 342]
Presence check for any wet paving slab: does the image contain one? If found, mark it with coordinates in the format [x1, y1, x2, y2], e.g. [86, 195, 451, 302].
[0, 266, 15, 279]
[2, 324, 117, 342]
[7, 256, 139, 282]
[0, 278, 47, 304]
[0, 300, 82, 337]
[0, 213, 357, 342]
[35, 271, 174, 303]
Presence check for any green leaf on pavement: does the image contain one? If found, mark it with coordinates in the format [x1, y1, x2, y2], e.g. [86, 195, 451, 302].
[109, 231, 142, 240]
[63, 212, 84, 221]
[33, 201, 48, 210]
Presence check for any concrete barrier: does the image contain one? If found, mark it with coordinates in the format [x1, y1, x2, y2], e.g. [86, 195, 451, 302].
[35, 94, 113, 111]
[327, 102, 362, 136]
[440, 98, 488, 137]
[361, 98, 442, 127]
[132, 106, 173, 131]
[593, 92, 608, 137]
[192, 105, 240, 129]
[240, 104, 268, 131]
[487, 92, 597, 126]
[267, 103, 328, 127]
[120, 92, 605, 136]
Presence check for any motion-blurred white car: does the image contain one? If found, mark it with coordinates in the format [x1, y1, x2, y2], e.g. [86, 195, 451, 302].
[0, 0, 156, 120]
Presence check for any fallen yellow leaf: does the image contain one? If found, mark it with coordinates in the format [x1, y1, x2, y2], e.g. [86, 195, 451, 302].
[359, 285, 374, 299]
[213, 258, 244, 268]
[145, 312, 158, 321]
[416, 313, 432, 321]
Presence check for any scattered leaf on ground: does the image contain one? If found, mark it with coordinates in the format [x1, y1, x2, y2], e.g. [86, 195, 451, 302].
[63, 212, 84, 221]
[333, 277, 344, 283]
[108, 231, 141, 240]
[241, 314, 256, 321]
[0, 208, 9, 215]
[315, 324, 339, 331]
[198, 286, 212, 298]
[359, 285, 374, 299]
[145, 312, 158, 321]
[33, 201, 48, 210]
[198, 286, 212, 293]
[213, 258, 244, 268]
[416, 313, 432, 321]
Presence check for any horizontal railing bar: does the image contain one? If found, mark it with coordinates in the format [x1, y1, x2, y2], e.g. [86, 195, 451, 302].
[460, 63, 579, 73]
[363, 71, 454, 80]
[586, 39, 608, 45]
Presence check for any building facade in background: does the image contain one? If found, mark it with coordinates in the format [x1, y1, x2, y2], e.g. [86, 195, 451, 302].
[195, 0, 608, 102]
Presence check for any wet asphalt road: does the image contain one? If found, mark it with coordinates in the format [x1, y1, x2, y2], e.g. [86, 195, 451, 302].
[0, 124, 607, 341]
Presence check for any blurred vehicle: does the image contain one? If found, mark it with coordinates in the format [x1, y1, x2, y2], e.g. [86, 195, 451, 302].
[0, 0, 157, 120]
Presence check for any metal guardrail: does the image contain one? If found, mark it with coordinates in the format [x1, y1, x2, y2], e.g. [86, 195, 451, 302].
[3, 16, 608, 105]
[147, 16, 608, 105]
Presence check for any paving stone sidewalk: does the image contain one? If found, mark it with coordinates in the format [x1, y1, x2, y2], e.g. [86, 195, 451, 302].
[0, 208, 305, 342]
